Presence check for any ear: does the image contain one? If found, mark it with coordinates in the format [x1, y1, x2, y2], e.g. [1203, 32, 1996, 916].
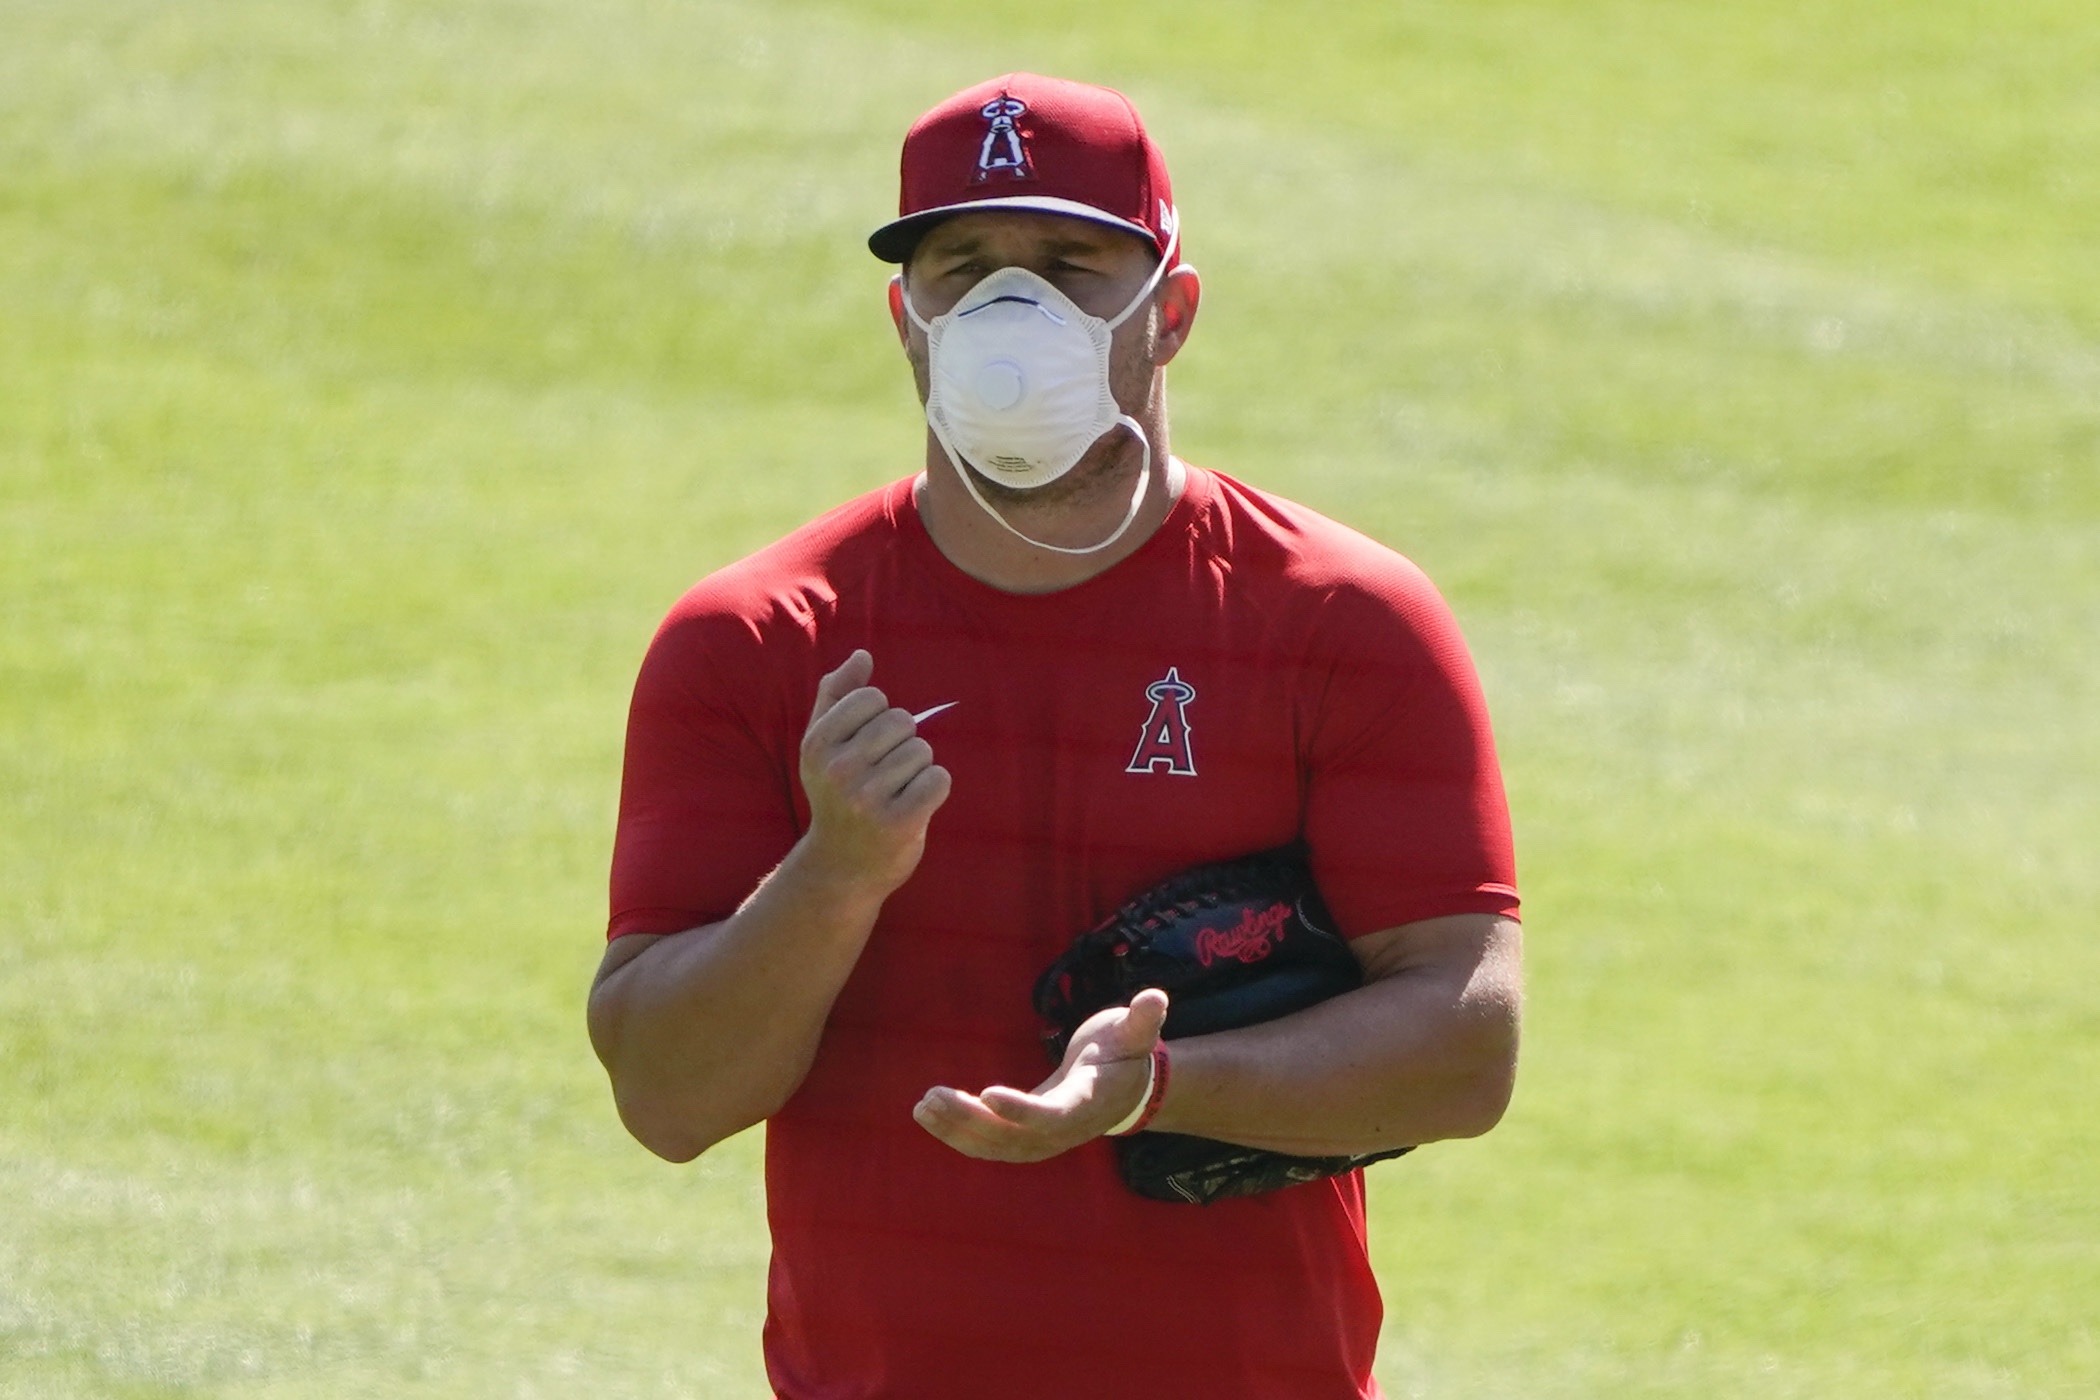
[1151, 265, 1202, 366]
[887, 274, 910, 347]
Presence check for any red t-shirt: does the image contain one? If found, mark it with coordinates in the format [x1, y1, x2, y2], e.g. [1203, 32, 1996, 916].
[610, 467, 1518, 1400]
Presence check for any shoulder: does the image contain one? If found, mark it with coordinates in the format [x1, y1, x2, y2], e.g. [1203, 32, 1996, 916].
[649, 479, 910, 659]
[1190, 468, 1452, 632]
[627, 481, 911, 725]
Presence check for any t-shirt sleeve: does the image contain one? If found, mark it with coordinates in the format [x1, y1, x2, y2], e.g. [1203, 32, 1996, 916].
[1302, 563, 1519, 937]
[606, 607, 803, 940]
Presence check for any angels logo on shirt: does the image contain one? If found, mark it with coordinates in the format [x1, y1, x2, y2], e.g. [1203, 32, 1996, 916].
[1126, 667, 1197, 776]
[973, 97, 1032, 182]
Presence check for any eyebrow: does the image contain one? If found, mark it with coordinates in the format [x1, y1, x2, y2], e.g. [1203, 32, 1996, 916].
[920, 231, 1115, 261]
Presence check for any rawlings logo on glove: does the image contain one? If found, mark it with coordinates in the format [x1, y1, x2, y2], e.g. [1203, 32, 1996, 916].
[1195, 900, 1293, 965]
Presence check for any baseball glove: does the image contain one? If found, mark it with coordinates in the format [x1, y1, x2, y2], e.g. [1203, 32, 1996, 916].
[1033, 848, 1412, 1205]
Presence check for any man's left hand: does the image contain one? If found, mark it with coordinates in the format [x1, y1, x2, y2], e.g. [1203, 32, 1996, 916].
[913, 990, 1168, 1162]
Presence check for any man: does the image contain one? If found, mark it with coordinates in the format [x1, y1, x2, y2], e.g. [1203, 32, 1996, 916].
[588, 73, 1521, 1400]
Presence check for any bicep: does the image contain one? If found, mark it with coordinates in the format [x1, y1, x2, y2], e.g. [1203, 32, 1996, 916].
[1301, 582, 1518, 937]
[610, 621, 802, 940]
[1350, 913, 1522, 997]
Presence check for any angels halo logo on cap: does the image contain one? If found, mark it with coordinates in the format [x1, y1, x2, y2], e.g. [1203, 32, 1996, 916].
[973, 97, 1033, 182]
[869, 72, 1180, 268]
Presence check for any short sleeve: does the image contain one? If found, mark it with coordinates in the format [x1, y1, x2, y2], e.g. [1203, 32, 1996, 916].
[606, 609, 803, 940]
[1302, 565, 1519, 937]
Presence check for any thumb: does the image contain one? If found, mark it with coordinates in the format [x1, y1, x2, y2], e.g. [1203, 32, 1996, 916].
[1113, 988, 1169, 1053]
[808, 649, 874, 730]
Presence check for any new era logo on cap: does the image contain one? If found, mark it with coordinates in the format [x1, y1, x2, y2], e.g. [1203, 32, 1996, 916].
[868, 73, 1179, 267]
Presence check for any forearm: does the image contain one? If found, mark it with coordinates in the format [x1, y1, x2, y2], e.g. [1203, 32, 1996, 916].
[588, 840, 891, 1161]
[1147, 946, 1522, 1158]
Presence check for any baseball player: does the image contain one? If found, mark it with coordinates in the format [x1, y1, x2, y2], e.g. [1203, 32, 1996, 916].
[589, 73, 1522, 1400]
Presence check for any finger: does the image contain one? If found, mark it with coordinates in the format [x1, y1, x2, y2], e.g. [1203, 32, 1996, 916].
[916, 1084, 1084, 1163]
[805, 686, 892, 751]
[980, 1084, 1065, 1127]
[913, 1087, 1054, 1162]
[864, 733, 935, 802]
[812, 713, 924, 813]
[837, 707, 920, 772]
[979, 1078, 1115, 1129]
[894, 763, 952, 819]
[806, 650, 875, 734]
[914, 1085, 996, 1128]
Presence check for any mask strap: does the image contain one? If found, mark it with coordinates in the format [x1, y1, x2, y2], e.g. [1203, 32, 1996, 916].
[1104, 220, 1180, 332]
[901, 275, 933, 334]
[933, 417, 1154, 558]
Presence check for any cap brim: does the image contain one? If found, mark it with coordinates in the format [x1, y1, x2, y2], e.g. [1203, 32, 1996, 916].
[867, 195, 1157, 263]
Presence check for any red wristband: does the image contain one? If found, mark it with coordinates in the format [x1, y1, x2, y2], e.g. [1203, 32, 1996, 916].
[1110, 1043, 1171, 1137]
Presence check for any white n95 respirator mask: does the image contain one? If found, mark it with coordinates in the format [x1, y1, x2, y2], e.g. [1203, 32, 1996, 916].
[903, 229, 1178, 556]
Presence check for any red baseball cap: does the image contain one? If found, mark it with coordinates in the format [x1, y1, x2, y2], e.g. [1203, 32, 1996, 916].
[868, 73, 1180, 268]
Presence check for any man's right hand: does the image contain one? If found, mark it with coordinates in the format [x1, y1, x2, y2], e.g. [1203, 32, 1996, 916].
[798, 649, 952, 894]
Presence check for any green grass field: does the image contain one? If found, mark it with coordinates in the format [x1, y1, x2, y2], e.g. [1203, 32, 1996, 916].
[4, 1, 2095, 1395]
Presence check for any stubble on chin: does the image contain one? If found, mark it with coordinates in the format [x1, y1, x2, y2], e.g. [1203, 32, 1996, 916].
[963, 429, 1146, 513]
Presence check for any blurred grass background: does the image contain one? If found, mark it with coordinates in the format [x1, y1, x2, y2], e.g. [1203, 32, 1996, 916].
[2, 1, 2094, 1395]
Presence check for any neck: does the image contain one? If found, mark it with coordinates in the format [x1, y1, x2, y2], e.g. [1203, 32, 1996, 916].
[913, 411, 1184, 594]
